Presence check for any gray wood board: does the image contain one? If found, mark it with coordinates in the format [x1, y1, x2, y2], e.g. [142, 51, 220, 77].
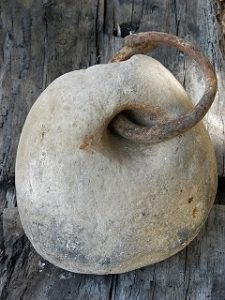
[1, 205, 225, 300]
[1, 1, 225, 299]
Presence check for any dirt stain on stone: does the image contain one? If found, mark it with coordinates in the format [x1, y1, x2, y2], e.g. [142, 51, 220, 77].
[192, 206, 197, 218]
[188, 196, 193, 203]
[177, 228, 190, 245]
[79, 134, 94, 152]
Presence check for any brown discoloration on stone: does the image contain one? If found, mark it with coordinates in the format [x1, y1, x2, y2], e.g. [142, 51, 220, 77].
[192, 207, 198, 218]
[79, 135, 94, 152]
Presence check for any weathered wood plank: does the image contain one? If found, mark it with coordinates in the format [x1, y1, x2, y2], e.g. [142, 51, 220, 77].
[1, 205, 225, 300]
[1, 1, 225, 299]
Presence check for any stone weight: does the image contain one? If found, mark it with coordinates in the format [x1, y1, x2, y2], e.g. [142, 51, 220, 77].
[15, 53, 217, 274]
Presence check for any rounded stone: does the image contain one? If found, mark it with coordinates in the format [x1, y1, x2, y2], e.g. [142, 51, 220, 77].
[15, 55, 217, 274]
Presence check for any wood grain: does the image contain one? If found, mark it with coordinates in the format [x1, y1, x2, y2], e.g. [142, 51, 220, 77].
[0, 1, 225, 299]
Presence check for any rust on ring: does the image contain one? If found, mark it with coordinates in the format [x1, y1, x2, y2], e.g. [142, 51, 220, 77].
[110, 32, 217, 144]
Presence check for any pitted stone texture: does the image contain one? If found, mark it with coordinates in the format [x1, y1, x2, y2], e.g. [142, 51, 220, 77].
[15, 55, 217, 274]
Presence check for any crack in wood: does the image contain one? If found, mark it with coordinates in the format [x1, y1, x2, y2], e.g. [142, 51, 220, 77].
[42, 3, 49, 90]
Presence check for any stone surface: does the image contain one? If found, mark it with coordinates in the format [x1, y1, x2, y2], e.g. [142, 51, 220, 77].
[15, 55, 217, 274]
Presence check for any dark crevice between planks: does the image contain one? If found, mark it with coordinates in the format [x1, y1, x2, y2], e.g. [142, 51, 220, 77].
[103, 0, 107, 34]
[173, 0, 180, 36]
[42, 2, 49, 91]
[183, 248, 190, 300]
[109, 274, 117, 300]
[150, 265, 156, 300]
[216, 0, 225, 57]
[215, 177, 225, 204]
[95, 0, 100, 64]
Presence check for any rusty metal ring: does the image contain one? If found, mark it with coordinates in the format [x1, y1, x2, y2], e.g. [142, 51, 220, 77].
[110, 32, 217, 144]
